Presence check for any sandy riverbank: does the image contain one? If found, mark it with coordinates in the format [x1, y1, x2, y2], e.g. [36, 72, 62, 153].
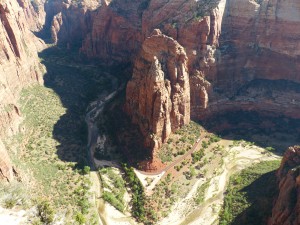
[159, 142, 280, 225]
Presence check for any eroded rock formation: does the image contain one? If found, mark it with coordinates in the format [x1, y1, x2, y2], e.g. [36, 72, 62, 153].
[268, 146, 300, 225]
[0, 0, 45, 181]
[1, 0, 300, 174]
[125, 29, 190, 170]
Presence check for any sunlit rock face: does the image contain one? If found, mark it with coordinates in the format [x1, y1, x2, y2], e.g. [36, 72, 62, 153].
[0, 0, 45, 181]
[268, 146, 300, 225]
[125, 30, 190, 170]
[2, 0, 300, 174]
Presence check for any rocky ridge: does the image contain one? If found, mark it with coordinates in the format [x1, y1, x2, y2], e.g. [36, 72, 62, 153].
[125, 29, 190, 170]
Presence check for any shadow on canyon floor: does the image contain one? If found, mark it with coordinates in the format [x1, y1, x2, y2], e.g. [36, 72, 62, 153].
[39, 46, 127, 170]
[230, 169, 278, 225]
[200, 110, 300, 155]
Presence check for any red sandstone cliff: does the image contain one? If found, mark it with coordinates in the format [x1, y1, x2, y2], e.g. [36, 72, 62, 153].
[0, 0, 45, 181]
[81, 0, 144, 62]
[78, 0, 300, 168]
[125, 29, 190, 170]
[198, 0, 300, 119]
[268, 146, 300, 225]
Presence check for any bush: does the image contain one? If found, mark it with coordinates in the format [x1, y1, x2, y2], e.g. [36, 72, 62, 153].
[82, 166, 90, 175]
[75, 212, 86, 224]
[37, 200, 54, 224]
[266, 146, 275, 152]
[4, 197, 17, 209]
[77, 199, 90, 214]
[202, 141, 208, 148]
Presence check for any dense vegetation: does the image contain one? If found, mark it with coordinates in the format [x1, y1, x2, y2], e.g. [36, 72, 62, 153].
[123, 164, 147, 222]
[219, 160, 280, 225]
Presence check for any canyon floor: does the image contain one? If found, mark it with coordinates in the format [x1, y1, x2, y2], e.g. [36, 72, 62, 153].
[1, 47, 299, 225]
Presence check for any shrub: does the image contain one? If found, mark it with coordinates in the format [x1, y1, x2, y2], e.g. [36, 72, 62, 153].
[202, 141, 208, 148]
[266, 146, 275, 152]
[37, 200, 54, 224]
[4, 196, 18, 209]
[75, 212, 86, 224]
[77, 199, 90, 214]
[82, 166, 90, 175]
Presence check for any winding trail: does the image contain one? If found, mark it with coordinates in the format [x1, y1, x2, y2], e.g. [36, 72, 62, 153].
[134, 133, 208, 195]
[136, 134, 206, 176]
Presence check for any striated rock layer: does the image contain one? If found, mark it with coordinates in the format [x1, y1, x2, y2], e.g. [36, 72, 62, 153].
[0, 0, 45, 181]
[78, 0, 300, 168]
[125, 29, 190, 170]
[195, 0, 300, 119]
[268, 146, 300, 225]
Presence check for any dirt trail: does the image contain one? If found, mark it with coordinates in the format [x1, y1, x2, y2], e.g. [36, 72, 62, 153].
[134, 133, 207, 195]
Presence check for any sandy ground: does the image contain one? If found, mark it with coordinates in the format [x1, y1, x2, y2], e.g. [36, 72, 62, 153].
[0, 207, 28, 225]
[101, 203, 137, 225]
[134, 170, 165, 195]
[159, 143, 281, 225]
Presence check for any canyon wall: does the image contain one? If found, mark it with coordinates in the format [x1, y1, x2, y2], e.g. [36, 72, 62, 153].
[47, 0, 99, 47]
[1, 0, 300, 172]
[76, 0, 300, 164]
[196, 0, 300, 119]
[268, 146, 300, 225]
[0, 0, 45, 181]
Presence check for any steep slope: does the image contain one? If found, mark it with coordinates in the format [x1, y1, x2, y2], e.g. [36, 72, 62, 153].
[199, 0, 300, 118]
[268, 146, 300, 225]
[0, 0, 45, 181]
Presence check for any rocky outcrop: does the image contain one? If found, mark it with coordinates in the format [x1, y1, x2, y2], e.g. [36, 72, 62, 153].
[0, 0, 45, 181]
[125, 29, 190, 170]
[268, 146, 300, 225]
[81, 0, 145, 62]
[78, 0, 300, 165]
[0, 140, 14, 181]
[17, 0, 46, 32]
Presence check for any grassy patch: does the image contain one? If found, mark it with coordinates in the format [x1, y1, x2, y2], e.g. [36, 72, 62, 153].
[219, 160, 280, 225]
